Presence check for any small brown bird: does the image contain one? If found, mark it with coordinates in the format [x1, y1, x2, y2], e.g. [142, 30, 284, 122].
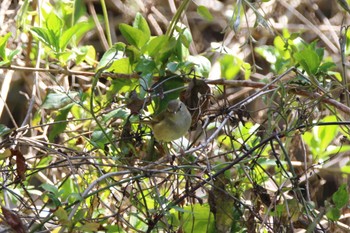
[141, 99, 192, 142]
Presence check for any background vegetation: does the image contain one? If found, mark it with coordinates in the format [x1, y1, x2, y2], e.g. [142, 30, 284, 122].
[0, 0, 349, 232]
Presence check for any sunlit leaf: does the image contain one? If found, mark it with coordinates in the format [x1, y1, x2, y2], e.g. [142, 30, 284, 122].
[326, 207, 341, 221]
[145, 35, 169, 57]
[119, 24, 148, 49]
[332, 184, 349, 209]
[107, 58, 133, 74]
[60, 21, 94, 50]
[293, 47, 320, 76]
[133, 12, 150, 41]
[42, 92, 79, 109]
[54, 207, 69, 223]
[0, 32, 11, 60]
[97, 42, 126, 70]
[197, 5, 213, 21]
[48, 104, 73, 142]
[187, 55, 211, 77]
[318, 115, 338, 153]
[90, 129, 113, 149]
[41, 183, 59, 195]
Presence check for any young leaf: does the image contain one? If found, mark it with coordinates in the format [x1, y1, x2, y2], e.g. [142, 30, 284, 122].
[41, 183, 59, 195]
[187, 55, 211, 77]
[318, 115, 338, 154]
[119, 24, 148, 49]
[293, 48, 320, 76]
[107, 58, 133, 74]
[42, 92, 79, 109]
[75, 45, 96, 65]
[318, 62, 336, 73]
[48, 104, 73, 142]
[197, 5, 213, 21]
[0, 32, 11, 60]
[135, 57, 156, 74]
[133, 12, 151, 40]
[45, 12, 63, 37]
[60, 21, 94, 50]
[107, 78, 136, 100]
[54, 207, 69, 223]
[326, 207, 341, 221]
[332, 184, 349, 209]
[97, 42, 126, 70]
[145, 35, 169, 57]
[90, 129, 113, 149]
[30, 27, 53, 48]
[7, 49, 20, 62]
[45, 12, 64, 52]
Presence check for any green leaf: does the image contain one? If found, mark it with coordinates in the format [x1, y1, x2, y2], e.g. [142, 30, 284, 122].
[7, 49, 20, 62]
[102, 109, 129, 123]
[293, 48, 320, 76]
[289, 33, 300, 40]
[242, 61, 252, 79]
[119, 24, 148, 49]
[152, 37, 177, 65]
[318, 62, 336, 73]
[0, 124, 11, 137]
[73, 208, 87, 222]
[42, 92, 79, 109]
[73, 0, 87, 24]
[75, 45, 96, 65]
[60, 21, 93, 50]
[0, 32, 11, 60]
[107, 58, 133, 74]
[315, 47, 324, 61]
[318, 116, 338, 152]
[45, 12, 64, 52]
[37, 156, 53, 168]
[133, 12, 150, 40]
[341, 165, 350, 174]
[30, 27, 53, 48]
[48, 104, 73, 142]
[97, 42, 126, 70]
[78, 222, 100, 231]
[41, 183, 59, 195]
[45, 12, 63, 37]
[145, 35, 169, 57]
[60, 177, 80, 202]
[302, 131, 319, 155]
[326, 207, 341, 221]
[47, 193, 62, 209]
[135, 58, 156, 74]
[219, 54, 241, 80]
[181, 204, 215, 233]
[54, 207, 69, 222]
[175, 26, 192, 48]
[107, 78, 136, 100]
[197, 5, 213, 21]
[125, 45, 141, 64]
[187, 55, 211, 77]
[90, 129, 113, 149]
[332, 184, 349, 209]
